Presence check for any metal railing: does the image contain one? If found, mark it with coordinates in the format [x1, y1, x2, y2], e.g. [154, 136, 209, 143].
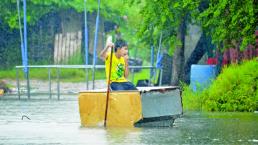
[15, 65, 163, 99]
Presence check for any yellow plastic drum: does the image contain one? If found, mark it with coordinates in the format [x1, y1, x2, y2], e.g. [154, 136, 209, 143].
[78, 90, 142, 127]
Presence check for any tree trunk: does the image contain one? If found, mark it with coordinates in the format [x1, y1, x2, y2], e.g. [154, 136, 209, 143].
[184, 33, 208, 84]
[183, 1, 214, 84]
[184, 32, 215, 84]
[171, 17, 187, 85]
[216, 46, 224, 75]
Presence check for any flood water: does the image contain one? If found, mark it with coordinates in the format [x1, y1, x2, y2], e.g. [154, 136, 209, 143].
[0, 95, 257, 145]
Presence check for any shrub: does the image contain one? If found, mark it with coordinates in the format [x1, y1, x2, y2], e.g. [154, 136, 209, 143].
[183, 58, 258, 112]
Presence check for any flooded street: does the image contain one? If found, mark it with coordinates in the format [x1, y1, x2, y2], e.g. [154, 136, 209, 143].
[0, 96, 257, 145]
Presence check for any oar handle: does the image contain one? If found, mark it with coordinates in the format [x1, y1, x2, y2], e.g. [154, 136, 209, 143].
[104, 46, 113, 127]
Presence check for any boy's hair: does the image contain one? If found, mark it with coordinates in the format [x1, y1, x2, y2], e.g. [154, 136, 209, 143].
[114, 39, 127, 52]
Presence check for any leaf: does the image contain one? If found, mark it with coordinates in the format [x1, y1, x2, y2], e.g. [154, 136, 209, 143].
[173, 2, 180, 9]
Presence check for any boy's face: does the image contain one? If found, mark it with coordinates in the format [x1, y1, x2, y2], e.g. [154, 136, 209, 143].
[118, 46, 128, 57]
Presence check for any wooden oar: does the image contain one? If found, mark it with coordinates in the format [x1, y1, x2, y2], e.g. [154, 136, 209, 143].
[104, 46, 113, 127]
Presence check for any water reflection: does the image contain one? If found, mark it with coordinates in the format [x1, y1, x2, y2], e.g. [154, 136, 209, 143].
[0, 97, 257, 144]
[106, 127, 142, 144]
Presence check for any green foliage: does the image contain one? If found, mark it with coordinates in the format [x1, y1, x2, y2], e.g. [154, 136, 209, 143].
[135, 0, 179, 46]
[0, 47, 20, 69]
[183, 59, 258, 112]
[0, 0, 130, 28]
[198, 0, 257, 50]
[202, 59, 258, 112]
[1, 0, 256, 56]
[128, 0, 199, 55]
[129, 0, 257, 54]
[182, 83, 204, 111]
[0, 0, 55, 29]
[0, 30, 22, 69]
[0, 0, 148, 64]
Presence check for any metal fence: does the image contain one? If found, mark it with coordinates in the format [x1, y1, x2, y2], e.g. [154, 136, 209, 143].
[15, 65, 163, 99]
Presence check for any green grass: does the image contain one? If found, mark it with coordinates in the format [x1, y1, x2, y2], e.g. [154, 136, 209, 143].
[0, 67, 150, 84]
[0, 69, 17, 79]
[182, 83, 204, 111]
[0, 59, 153, 87]
[0, 68, 105, 82]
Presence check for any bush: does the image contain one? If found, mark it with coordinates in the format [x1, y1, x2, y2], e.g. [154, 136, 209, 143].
[182, 83, 204, 111]
[183, 58, 258, 112]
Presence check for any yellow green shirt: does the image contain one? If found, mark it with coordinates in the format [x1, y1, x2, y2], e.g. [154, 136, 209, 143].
[105, 52, 127, 83]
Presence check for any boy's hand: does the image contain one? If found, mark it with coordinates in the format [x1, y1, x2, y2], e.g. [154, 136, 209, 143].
[123, 52, 129, 65]
[106, 42, 114, 49]
[124, 54, 129, 61]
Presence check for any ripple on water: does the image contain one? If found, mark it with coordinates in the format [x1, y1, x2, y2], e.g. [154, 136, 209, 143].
[0, 98, 258, 144]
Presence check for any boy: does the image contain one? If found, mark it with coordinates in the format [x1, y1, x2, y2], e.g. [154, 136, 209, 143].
[100, 39, 137, 91]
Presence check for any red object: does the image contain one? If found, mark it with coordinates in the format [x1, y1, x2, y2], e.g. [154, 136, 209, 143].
[206, 58, 217, 65]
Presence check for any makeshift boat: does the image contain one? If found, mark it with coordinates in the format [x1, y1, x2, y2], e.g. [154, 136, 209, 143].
[78, 86, 183, 127]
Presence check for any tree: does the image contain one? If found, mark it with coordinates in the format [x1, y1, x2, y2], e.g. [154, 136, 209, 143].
[129, 0, 199, 85]
[198, 0, 257, 50]
[130, 0, 257, 85]
[0, 0, 131, 29]
[0, 0, 145, 67]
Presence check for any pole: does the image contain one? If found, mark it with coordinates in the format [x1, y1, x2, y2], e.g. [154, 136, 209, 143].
[150, 45, 154, 86]
[92, 0, 100, 89]
[104, 47, 113, 127]
[26, 71, 30, 99]
[16, 67, 20, 99]
[16, 0, 25, 72]
[156, 33, 163, 85]
[57, 67, 60, 100]
[84, 0, 89, 90]
[48, 67, 52, 99]
[159, 68, 163, 86]
[23, 0, 30, 99]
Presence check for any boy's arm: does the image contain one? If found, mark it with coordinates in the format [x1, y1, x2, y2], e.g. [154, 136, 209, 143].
[100, 43, 113, 60]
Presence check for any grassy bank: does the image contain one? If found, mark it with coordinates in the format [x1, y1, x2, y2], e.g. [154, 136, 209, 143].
[183, 58, 258, 112]
[0, 67, 151, 85]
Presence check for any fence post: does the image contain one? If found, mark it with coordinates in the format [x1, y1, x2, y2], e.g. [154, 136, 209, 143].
[57, 67, 60, 100]
[48, 67, 52, 99]
[26, 70, 30, 99]
[159, 67, 163, 86]
[16, 67, 20, 99]
[85, 68, 89, 90]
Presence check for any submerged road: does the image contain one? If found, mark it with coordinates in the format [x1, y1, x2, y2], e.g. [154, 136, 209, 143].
[0, 96, 257, 144]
